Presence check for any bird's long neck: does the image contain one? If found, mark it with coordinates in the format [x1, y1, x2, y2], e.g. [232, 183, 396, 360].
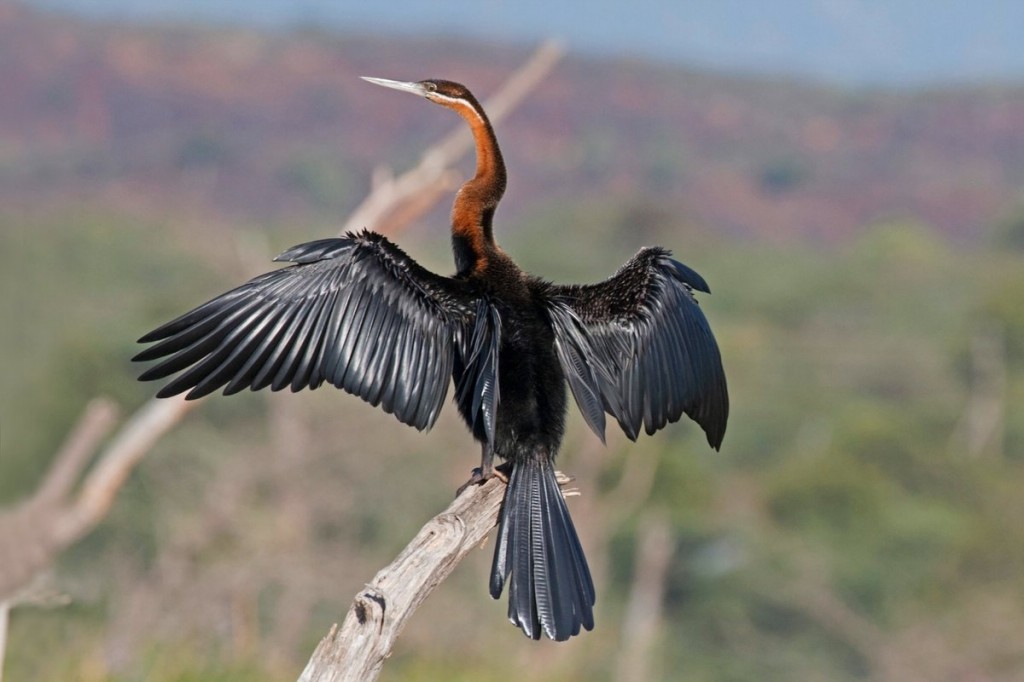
[448, 98, 506, 276]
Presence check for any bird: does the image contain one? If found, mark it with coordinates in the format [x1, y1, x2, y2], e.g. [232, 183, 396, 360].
[133, 76, 729, 642]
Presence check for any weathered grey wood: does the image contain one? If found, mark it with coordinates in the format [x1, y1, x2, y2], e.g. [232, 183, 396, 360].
[298, 476, 506, 682]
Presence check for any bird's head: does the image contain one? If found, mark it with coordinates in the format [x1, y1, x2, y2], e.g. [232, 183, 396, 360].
[361, 77, 483, 117]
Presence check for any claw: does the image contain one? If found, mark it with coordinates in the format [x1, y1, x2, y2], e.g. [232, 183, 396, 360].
[455, 460, 511, 497]
[456, 467, 489, 497]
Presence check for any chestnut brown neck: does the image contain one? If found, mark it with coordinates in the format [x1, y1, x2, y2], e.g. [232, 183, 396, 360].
[446, 97, 506, 277]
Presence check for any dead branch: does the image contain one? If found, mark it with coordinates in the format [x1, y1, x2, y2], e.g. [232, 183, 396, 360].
[0, 603, 7, 682]
[56, 395, 198, 545]
[298, 476, 506, 682]
[615, 513, 674, 682]
[0, 398, 118, 601]
[950, 323, 1007, 458]
[0, 393, 196, 682]
[0, 396, 198, 602]
[299, 471, 576, 682]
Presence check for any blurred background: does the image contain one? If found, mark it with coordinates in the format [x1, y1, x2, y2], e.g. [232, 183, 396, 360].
[2, 1, 1023, 680]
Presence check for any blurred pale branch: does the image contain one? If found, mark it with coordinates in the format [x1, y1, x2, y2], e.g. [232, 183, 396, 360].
[340, 40, 564, 237]
[0, 396, 199, 682]
[1, 397, 119, 600]
[0, 395, 198, 600]
[615, 513, 674, 682]
[0, 603, 5, 682]
[0, 40, 563, 681]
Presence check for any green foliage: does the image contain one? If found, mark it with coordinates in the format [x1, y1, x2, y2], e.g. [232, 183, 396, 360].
[0, 210, 222, 501]
[4, 203, 1023, 681]
[175, 130, 237, 170]
[975, 258, 1024, 362]
[275, 151, 357, 211]
[758, 157, 809, 195]
[993, 203, 1024, 251]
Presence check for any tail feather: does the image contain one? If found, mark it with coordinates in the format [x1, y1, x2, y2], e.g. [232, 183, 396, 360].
[489, 458, 595, 641]
[510, 465, 538, 635]
[543, 469, 595, 632]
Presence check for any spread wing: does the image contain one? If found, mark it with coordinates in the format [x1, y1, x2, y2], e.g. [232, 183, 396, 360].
[545, 247, 728, 449]
[134, 229, 491, 433]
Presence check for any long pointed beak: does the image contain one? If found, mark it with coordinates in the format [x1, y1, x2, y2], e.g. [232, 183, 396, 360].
[360, 76, 430, 98]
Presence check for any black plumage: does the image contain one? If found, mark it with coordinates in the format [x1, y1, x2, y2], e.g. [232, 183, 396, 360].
[135, 77, 728, 642]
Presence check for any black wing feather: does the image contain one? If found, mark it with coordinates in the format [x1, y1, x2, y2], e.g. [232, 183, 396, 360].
[453, 298, 501, 446]
[135, 230, 484, 432]
[546, 247, 729, 449]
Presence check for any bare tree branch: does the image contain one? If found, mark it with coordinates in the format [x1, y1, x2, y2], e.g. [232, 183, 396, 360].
[950, 323, 1007, 458]
[58, 395, 199, 544]
[0, 396, 198, 602]
[299, 471, 577, 682]
[35, 398, 119, 505]
[0, 602, 7, 682]
[615, 513, 674, 682]
[298, 476, 506, 682]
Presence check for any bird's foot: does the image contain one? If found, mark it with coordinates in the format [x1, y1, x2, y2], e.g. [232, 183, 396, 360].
[455, 462, 511, 497]
[455, 469, 487, 497]
[493, 461, 511, 483]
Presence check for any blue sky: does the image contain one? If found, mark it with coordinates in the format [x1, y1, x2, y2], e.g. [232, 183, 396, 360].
[26, 0, 1024, 85]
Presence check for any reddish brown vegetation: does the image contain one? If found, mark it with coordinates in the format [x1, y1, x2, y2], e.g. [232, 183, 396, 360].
[3, 2, 1023, 242]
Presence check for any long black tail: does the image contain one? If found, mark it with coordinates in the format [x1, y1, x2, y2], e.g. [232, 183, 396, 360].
[489, 457, 595, 640]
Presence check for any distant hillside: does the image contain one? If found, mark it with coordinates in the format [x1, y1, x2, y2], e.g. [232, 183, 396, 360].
[24, 0, 1024, 86]
[3, 1, 1024, 242]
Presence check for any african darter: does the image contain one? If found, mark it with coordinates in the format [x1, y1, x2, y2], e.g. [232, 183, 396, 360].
[134, 77, 729, 641]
